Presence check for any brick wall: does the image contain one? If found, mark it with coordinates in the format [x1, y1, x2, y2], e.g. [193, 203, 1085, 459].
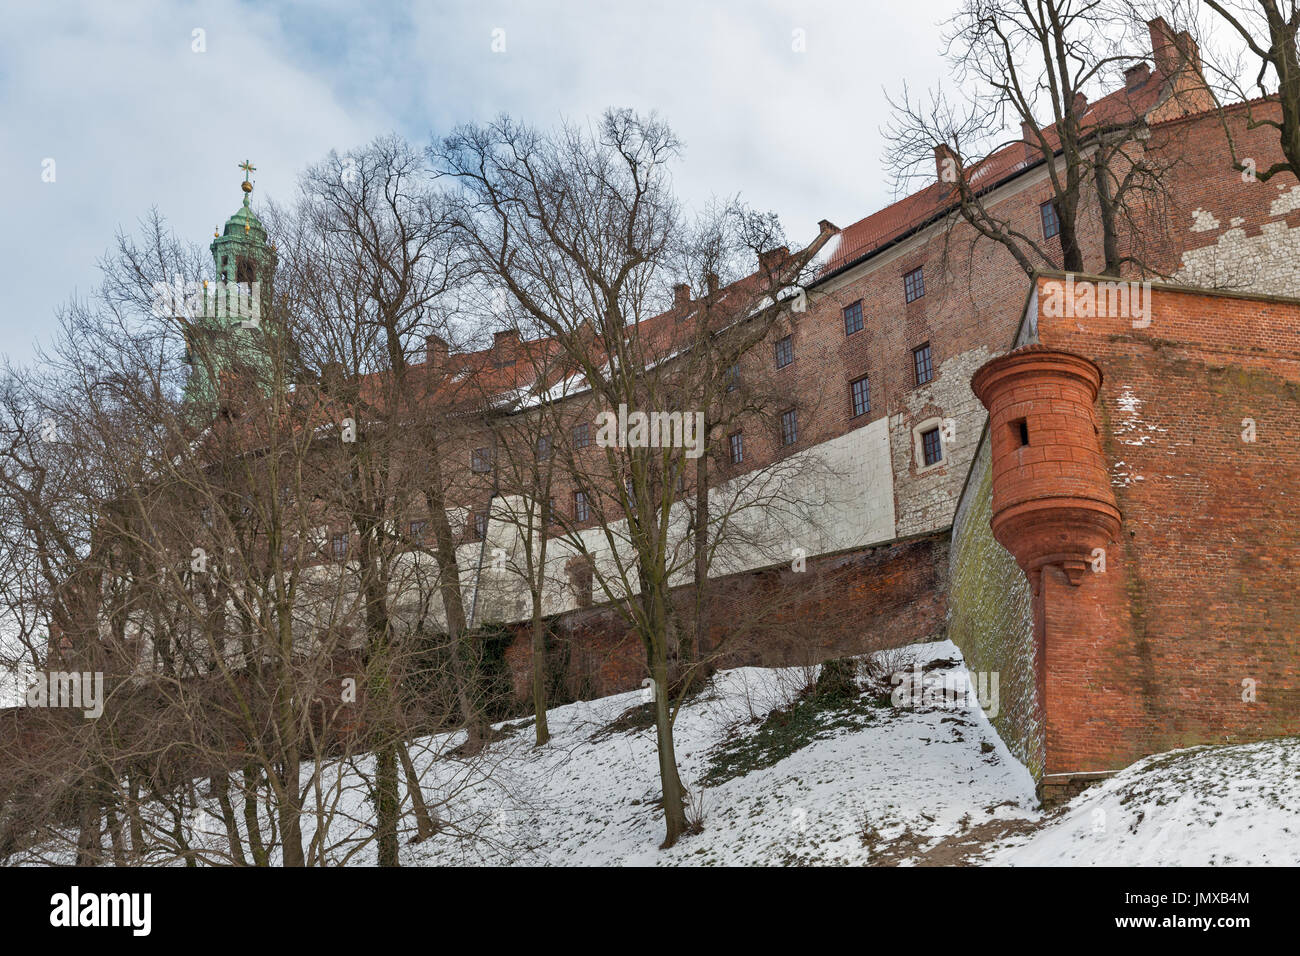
[1028, 275, 1300, 774]
[500, 532, 950, 706]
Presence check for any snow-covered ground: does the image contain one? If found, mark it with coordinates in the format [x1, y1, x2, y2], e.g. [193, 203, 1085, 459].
[16, 639, 1300, 865]
[984, 738, 1300, 866]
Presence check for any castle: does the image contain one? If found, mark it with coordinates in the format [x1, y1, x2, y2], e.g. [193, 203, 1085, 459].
[25, 18, 1299, 807]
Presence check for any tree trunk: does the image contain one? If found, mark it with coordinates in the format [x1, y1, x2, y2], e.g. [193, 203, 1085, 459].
[530, 602, 551, 746]
[375, 744, 400, 865]
[399, 741, 439, 841]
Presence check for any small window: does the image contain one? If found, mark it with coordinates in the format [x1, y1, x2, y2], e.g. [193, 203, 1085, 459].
[574, 490, 590, 523]
[236, 255, 256, 285]
[850, 375, 870, 418]
[913, 343, 934, 386]
[729, 431, 744, 464]
[1041, 200, 1060, 240]
[780, 408, 798, 447]
[843, 300, 864, 336]
[1012, 418, 1030, 447]
[904, 266, 925, 303]
[537, 434, 552, 460]
[471, 446, 493, 473]
[725, 363, 740, 392]
[572, 423, 591, 449]
[774, 335, 793, 369]
[471, 510, 488, 541]
[547, 497, 559, 525]
[921, 427, 943, 466]
[331, 533, 348, 561]
[409, 519, 427, 545]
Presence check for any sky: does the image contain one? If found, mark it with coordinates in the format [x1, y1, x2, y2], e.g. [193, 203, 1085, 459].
[0, 0, 958, 365]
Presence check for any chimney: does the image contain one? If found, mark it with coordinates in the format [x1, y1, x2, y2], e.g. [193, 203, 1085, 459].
[1124, 60, 1151, 89]
[705, 272, 719, 296]
[673, 283, 692, 308]
[757, 245, 790, 274]
[425, 333, 449, 367]
[1020, 120, 1038, 162]
[934, 143, 960, 183]
[1070, 90, 1088, 118]
[492, 329, 520, 367]
[1148, 17, 1198, 76]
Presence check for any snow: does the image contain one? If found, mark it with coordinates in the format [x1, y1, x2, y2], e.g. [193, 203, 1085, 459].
[17, 640, 1300, 866]
[985, 739, 1300, 866]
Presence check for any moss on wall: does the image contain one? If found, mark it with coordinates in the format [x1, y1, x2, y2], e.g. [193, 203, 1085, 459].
[946, 431, 1043, 778]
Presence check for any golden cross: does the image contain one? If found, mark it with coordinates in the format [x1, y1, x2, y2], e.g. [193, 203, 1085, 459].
[239, 160, 256, 182]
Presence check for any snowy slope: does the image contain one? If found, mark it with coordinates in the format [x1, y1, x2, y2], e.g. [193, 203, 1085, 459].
[987, 738, 1300, 866]
[17, 640, 1300, 866]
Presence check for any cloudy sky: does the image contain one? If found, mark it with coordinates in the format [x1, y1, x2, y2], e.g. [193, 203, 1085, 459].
[2, 0, 962, 364]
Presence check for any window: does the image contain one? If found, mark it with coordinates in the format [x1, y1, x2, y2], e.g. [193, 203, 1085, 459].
[409, 519, 427, 545]
[235, 255, 256, 285]
[780, 408, 798, 446]
[850, 375, 871, 418]
[729, 431, 744, 464]
[471, 510, 488, 541]
[537, 434, 552, 460]
[574, 490, 590, 522]
[904, 266, 925, 303]
[774, 335, 793, 369]
[547, 497, 559, 525]
[921, 427, 943, 466]
[1012, 418, 1030, 447]
[572, 423, 591, 449]
[843, 300, 864, 336]
[913, 342, 934, 386]
[725, 363, 740, 392]
[471, 446, 493, 474]
[331, 533, 348, 561]
[1041, 200, 1060, 240]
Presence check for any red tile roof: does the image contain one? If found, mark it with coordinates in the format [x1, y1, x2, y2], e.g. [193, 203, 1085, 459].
[820, 67, 1171, 276]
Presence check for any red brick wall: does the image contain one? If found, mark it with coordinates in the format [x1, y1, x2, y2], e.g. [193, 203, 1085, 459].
[500, 532, 950, 706]
[1032, 276, 1300, 774]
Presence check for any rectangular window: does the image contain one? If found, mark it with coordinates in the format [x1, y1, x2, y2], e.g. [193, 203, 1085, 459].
[725, 363, 740, 392]
[471, 446, 493, 473]
[572, 423, 591, 449]
[537, 434, 552, 460]
[843, 300, 864, 336]
[547, 497, 558, 525]
[922, 427, 943, 466]
[729, 431, 744, 464]
[913, 342, 933, 386]
[408, 519, 427, 545]
[850, 375, 871, 417]
[1041, 200, 1060, 240]
[471, 510, 488, 541]
[780, 408, 798, 447]
[904, 266, 925, 303]
[774, 335, 793, 369]
[331, 533, 348, 561]
[574, 490, 590, 523]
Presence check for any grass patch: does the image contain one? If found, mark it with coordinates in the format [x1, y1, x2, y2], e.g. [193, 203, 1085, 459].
[701, 666, 893, 787]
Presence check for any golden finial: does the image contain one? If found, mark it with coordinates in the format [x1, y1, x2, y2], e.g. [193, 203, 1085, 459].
[239, 159, 256, 194]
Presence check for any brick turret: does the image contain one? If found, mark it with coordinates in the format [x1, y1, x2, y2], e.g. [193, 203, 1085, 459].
[971, 345, 1120, 589]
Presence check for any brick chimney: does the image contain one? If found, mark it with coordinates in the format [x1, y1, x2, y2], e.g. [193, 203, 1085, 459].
[492, 329, 520, 367]
[970, 345, 1121, 589]
[934, 143, 961, 183]
[705, 272, 719, 296]
[673, 283, 692, 308]
[757, 245, 790, 274]
[1124, 60, 1151, 89]
[1070, 91, 1088, 118]
[1148, 17, 1199, 76]
[425, 333, 449, 367]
